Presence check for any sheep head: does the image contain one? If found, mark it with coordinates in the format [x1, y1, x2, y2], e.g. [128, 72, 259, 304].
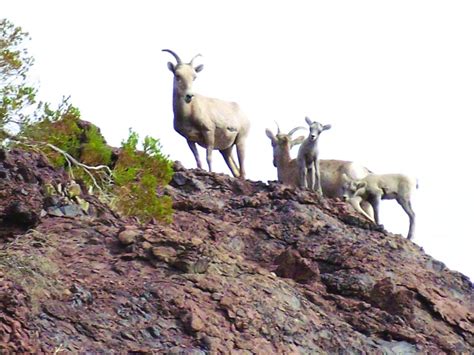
[341, 173, 367, 201]
[266, 124, 305, 167]
[305, 117, 332, 141]
[163, 49, 203, 104]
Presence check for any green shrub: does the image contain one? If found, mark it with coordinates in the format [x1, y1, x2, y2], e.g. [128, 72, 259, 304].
[112, 130, 173, 223]
[21, 100, 113, 188]
[81, 125, 112, 166]
[21, 102, 83, 167]
[24, 116, 174, 223]
[2, 19, 174, 223]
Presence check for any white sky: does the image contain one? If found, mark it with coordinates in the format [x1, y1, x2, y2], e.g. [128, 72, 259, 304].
[3, 1, 473, 279]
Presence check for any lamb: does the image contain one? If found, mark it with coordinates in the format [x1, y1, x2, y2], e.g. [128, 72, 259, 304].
[340, 173, 375, 222]
[297, 117, 332, 195]
[341, 173, 418, 239]
[266, 123, 374, 220]
[163, 49, 250, 179]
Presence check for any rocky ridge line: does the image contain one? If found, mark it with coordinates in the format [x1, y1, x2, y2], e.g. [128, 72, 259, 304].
[0, 148, 472, 353]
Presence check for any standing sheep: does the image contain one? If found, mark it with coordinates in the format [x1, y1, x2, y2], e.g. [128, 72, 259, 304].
[341, 173, 418, 239]
[163, 49, 250, 179]
[265, 123, 306, 185]
[266, 124, 374, 220]
[297, 117, 332, 195]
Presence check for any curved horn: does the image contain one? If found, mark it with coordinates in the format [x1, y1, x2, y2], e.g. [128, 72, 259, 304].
[162, 49, 182, 65]
[189, 53, 202, 65]
[288, 126, 306, 136]
[274, 121, 281, 134]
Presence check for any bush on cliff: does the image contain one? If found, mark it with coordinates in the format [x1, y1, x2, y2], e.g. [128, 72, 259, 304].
[1, 18, 173, 223]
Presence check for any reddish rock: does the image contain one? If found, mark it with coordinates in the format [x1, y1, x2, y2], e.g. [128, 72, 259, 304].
[369, 277, 416, 320]
[151, 246, 177, 262]
[117, 229, 139, 245]
[0, 148, 472, 353]
[274, 248, 320, 283]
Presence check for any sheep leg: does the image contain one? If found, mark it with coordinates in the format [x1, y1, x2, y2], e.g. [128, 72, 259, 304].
[201, 131, 215, 173]
[370, 196, 382, 225]
[235, 141, 246, 179]
[206, 146, 213, 172]
[307, 164, 315, 191]
[397, 198, 416, 240]
[220, 147, 240, 177]
[314, 159, 322, 195]
[299, 163, 307, 189]
[187, 140, 202, 169]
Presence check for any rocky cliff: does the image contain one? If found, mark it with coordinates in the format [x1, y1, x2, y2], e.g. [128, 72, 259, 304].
[0, 148, 473, 353]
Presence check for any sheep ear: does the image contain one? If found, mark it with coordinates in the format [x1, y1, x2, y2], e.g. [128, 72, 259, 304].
[291, 136, 305, 147]
[265, 129, 275, 141]
[195, 64, 204, 72]
[323, 124, 332, 131]
[341, 173, 350, 182]
[167, 62, 176, 73]
[305, 117, 312, 125]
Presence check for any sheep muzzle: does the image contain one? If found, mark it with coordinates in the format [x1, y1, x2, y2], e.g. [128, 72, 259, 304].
[184, 94, 194, 104]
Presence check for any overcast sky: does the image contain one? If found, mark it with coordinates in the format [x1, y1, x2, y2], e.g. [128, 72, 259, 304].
[4, 1, 473, 279]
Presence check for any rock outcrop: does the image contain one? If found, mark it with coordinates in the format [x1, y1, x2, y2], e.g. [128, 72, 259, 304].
[0, 148, 472, 353]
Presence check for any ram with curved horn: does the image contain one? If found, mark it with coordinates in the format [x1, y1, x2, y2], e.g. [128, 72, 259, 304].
[265, 123, 306, 185]
[163, 49, 250, 178]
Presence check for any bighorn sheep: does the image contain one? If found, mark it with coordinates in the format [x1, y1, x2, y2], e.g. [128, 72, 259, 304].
[266, 123, 374, 220]
[265, 124, 306, 185]
[341, 173, 418, 239]
[163, 49, 250, 178]
[297, 117, 332, 195]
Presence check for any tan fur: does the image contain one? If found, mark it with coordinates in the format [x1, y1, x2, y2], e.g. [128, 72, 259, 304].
[266, 126, 374, 220]
[343, 173, 418, 239]
[296, 118, 331, 195]
[164, 50, 250, 178]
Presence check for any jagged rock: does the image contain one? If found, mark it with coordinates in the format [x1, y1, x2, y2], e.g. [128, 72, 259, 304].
[151, 246, 177, 262]
[181, 308, 206, 333]
[17, 163, 38, 184]
[173, 251, 209, 274]
[66, 181, 82, 198]
[274, 248, 320, 283]
[0, 148, 472, 353]
[75, 197, 90, 213]
[118, 229, 140, 245]
[0, 168, 8, 179]
[60, 204, 84, 217]
[3, 200, 41, 228]
[368, 277, 416, 320]
[46, 204, 84, 218]
[46, 206, 64, 217]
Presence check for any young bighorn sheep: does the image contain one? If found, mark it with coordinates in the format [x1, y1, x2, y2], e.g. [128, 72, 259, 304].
[266, 124, 374, 220]
[341, 173, 418, 239]
[163, 49, 250, 178]
[297, 117, 331, 195]
[265, 123, 306, 186]
[340, 173, 375, 222]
